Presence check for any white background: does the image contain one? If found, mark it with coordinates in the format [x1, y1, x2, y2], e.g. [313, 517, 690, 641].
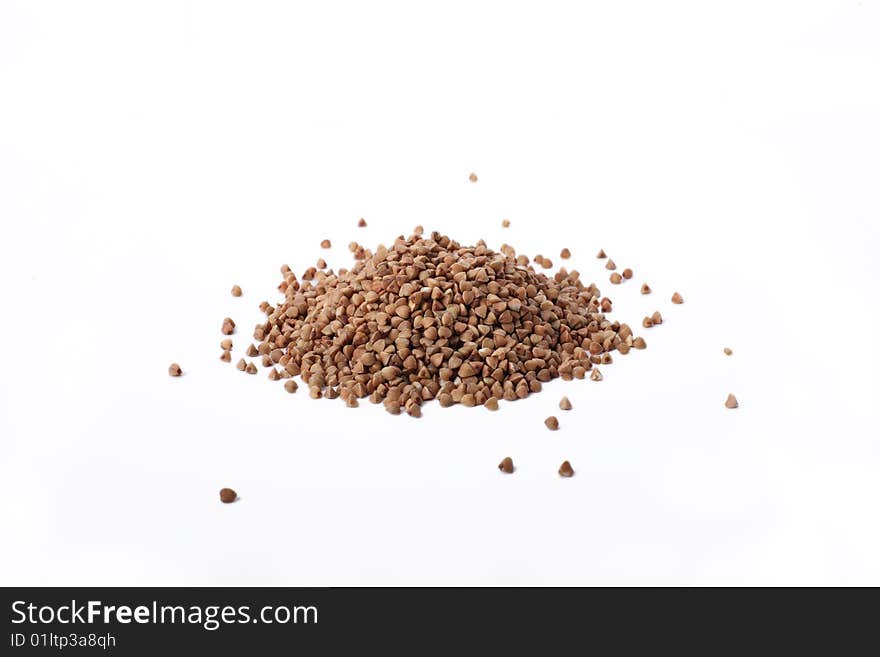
[1, 1, 877, 586]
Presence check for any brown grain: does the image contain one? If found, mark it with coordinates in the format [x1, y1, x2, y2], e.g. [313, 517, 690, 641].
[559, 396, 572, 411]
[231, 285, 242, 297]
[545, 416, 559, 431]
[219, 488, 237, 504]
[725, 393, 738, 409]
[230, 231, 651, 417]
[498, 457, 514, 474]
[671, 292, 683, 304]
[558, 461, 574, 477]
[221, 318, 236, 335]
[168, 363, 182, 377]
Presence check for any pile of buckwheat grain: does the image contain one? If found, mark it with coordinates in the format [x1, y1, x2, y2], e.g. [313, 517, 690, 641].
[238, 230, 647, 417]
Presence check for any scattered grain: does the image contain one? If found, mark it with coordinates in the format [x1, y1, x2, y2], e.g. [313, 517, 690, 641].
[640, 283, 651, 294]
[560, 248, 571, 259]
[498, 457, 514, 474]
[545, 416, 559, 431]
[245, 362, 258, 375]
[502, 219, 510, 228]
[220, 350, 231, 363]
[605, 259, 616, 271]
[590, 368, 603, 381]
[558, 461, 574, 477]
[622, 268, 633, 280]
[651, 311, 662, 325]
[221, 318, 236, 335]
[610, 272, 622, 284]
[320, 239, 331, 249]
[219, 488, 237, 504]
[358, 218, 367, 227]
[231, 285, 243, 297]
[469, 172, 478, 182]
[559, 396, 572, 411]
[642, 316, 654, 328]
[168, 363, 182, 377]
[724, 347, 732, 356]
[596, 249, 607, 259]
[725, 393, 738, 409]
[671, 292, 683, 304]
